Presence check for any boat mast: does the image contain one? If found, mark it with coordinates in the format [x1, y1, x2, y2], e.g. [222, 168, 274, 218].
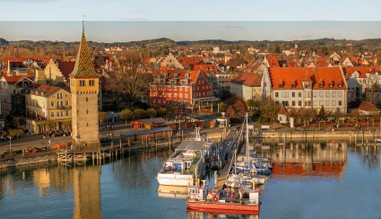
[245, 113, 249, 157]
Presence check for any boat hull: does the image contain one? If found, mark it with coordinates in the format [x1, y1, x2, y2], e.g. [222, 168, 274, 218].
[157, 173, 194, 186]
[186, 200, 260, 215]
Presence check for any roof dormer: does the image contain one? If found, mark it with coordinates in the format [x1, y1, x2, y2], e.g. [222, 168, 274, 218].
[328, 79, 334, 88]
[318, 79, 324, 88]
[338, 80, 343, 88]
[278, 80, 284, 88]
[291, 79, 297, 88]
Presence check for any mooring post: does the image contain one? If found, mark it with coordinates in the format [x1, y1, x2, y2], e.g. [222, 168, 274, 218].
[155, 136, 158, 154]
[119, 138, 122, 156]
[128, 138, 131, 154]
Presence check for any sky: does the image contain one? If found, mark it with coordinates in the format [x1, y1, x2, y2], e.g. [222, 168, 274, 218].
[1, 0, 381, 42]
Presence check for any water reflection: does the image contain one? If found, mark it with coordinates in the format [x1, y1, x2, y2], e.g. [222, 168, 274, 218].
[73, 165, 102, 219]
[188, 211, 259, 219]
[262, 142, 348, 179]
[352, 145, 381, 170]
[0, 144, 380, 219]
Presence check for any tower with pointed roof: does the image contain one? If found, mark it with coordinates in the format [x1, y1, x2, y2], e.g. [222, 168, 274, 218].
[70, 24, 100, 149]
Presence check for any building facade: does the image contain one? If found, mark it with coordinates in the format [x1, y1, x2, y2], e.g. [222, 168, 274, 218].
[264, 67, 348, 113]
[230, 72, 263, 101]
[0, 76, 34, 116]
[25, 84, 71, 134]
[150, 69, 218, 112]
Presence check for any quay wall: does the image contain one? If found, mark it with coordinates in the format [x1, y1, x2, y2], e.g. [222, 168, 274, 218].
[3, 128, 378, 169]
[262, 129, 381, 142]
[0, 153, 57, 169]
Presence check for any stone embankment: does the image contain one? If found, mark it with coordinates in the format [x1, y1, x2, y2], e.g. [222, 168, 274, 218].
[0, 153, 57, 169]
[2, 127, 378, 169]
[262, 129, 381, 142]
[0, 128, 228, 170]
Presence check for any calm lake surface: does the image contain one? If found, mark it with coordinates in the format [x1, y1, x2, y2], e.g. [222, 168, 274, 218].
[0, 142, 381, 219]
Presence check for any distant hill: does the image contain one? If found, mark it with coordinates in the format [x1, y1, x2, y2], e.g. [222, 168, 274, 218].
[0, 38, 9, 45]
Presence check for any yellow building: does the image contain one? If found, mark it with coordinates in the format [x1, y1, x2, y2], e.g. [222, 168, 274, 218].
[70, 25, 100, 149]
[25, 84, 72, 134]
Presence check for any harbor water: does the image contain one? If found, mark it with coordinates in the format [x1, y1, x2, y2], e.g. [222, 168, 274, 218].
[0, 142, 381, 219]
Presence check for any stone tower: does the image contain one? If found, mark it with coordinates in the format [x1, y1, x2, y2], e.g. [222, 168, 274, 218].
[70, 25, 100, 149]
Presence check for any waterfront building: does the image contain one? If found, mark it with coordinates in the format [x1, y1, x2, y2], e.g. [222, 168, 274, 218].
[24, 84, 71, 134]
[70, 26, 100, 149]
[264, 67, 348, 113]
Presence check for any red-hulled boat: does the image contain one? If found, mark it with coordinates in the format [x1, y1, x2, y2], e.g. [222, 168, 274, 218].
[186, 186, 261, 215]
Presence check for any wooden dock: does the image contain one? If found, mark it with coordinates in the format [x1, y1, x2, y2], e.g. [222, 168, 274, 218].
[214, 128, 243, 190]
[355, 142, 381, 147]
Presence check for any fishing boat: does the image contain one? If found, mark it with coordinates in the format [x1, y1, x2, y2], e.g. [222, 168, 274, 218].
[186, 184, 261, 215]
[157, 140, 213, 186]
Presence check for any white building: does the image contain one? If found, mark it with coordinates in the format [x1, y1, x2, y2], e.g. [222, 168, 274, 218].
[263, 67, 348, 113]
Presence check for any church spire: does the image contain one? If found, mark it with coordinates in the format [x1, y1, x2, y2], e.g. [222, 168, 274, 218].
[70, 22, 98, 78]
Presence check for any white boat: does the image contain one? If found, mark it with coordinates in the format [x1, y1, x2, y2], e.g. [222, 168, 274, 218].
[157, 140, 213, 186]
[226, 174, 266, 188]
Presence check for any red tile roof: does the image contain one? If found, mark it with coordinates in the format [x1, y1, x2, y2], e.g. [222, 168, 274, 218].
[165, 69, 201, 83]
[177, 56, 203, 68]
[3, 75, 33, 84]
[342, 66, 371, 79]
[29, 84, 63, 97]
[278, 104, 289, 115]
[156, 66, 173, 74]
[358, 101, 380, 112]
[231, 73, 262, 87]
[192, 64, 218, 75]
[266, 56, 280, 67]
[317, 57, 330, 64]
[241, 61, 261, 73]
[226, 58, 245, 68]
[269, 67, 347, 90]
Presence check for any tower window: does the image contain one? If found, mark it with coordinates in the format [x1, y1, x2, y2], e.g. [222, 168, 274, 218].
[86, 97, 88, 102]
[86, 109, 88, 114]
[89, 80, 95, 86]
[80, 80, 85, 86]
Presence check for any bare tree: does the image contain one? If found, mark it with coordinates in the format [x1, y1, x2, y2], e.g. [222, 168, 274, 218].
[108, 50, 153, 103]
